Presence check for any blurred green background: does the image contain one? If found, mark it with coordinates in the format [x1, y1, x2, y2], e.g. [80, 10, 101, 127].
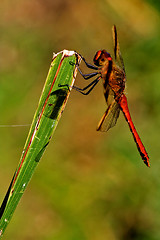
[0, 0, 160, 239]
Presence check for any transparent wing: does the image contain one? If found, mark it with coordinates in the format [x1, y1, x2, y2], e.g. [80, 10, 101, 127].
[112, 25, 126, 74]
[97, 100, 120, 132]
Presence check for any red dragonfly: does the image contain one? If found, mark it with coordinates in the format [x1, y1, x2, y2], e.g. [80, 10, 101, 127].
[70, 25, 150, 167]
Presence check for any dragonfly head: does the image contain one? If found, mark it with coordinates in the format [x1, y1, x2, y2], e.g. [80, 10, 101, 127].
[93, 50, 112, 66]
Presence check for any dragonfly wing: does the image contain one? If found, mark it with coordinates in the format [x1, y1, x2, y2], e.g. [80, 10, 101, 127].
[97, 100, 120, 132]
[112, 25, 126, 73]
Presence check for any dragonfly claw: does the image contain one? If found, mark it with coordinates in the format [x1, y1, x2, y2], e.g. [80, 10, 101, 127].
[58, 84, 71, 91]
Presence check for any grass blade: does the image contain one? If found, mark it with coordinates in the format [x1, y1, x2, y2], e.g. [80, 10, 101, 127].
[0, 50, 80, 238]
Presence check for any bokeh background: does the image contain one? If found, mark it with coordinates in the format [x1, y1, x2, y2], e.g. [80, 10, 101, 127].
[0, 0, 160, 239]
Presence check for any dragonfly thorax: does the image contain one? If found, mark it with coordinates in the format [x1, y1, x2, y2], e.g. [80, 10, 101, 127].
[108, 64, 126, 96]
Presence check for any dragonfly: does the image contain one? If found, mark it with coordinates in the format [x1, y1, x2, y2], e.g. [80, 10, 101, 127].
[66, 25, 150, 167]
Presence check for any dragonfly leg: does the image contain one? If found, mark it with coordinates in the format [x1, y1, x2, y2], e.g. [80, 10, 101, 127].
[58, 84, 70, 91]
[70, 58, 99, 79]
[77, 67, 98, 80]
[71, 76, 101, 95]
[81, 58, 98, 70]
[59, 76, 101, 95]
[76, 52, 98, 70]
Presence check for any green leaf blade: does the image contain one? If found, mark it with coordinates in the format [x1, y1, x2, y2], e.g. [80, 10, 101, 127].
[0, 50, 80, 238]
